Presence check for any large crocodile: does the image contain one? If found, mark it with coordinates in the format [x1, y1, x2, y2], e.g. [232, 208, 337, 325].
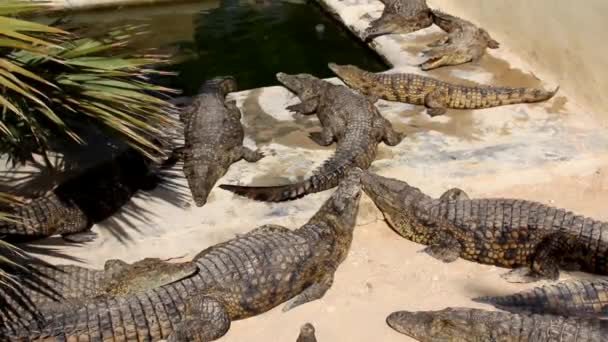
[2, 172, 362, 341]
[179, 76, 264, 207]
[473, 279, 608, 319]
[419, 10, 500, 70]
[219, 71, 403, 202]
[357, 169, 608, 283]
[362, 0, 433, 41]
[0, 147, 162, 243]
[386, 307, 608, 341]
[329, 63, 558, 116]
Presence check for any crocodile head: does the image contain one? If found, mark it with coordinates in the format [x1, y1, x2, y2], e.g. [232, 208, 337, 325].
[387, 308, 496, 341]
[363, 11, 432, 41]
[276, 72, 326, 101]
[359, 170, 429, 239]
[327, 63, 370, 91]
[309, 169, 362, 232]
[297, 323, 316, 342]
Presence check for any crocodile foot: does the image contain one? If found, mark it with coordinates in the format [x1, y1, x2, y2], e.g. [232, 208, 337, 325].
[501, 267, 543, 283]
[62, 231, 98, 243]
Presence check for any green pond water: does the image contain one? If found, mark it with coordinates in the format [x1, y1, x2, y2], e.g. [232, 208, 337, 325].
[49, 0, 386, 95]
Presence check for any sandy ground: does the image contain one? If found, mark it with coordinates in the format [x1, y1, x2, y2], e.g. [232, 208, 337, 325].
[3, 0, 608, 341]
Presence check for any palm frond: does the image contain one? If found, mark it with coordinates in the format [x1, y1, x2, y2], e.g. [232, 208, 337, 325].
[0, 0, 180, 165]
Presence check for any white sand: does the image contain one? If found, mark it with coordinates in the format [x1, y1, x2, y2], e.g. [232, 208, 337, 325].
[3, 0, 608, 340]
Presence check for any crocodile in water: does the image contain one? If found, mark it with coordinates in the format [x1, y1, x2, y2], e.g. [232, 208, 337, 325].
[2, 172, 362, 341]
[358, 169, 608, 283]
[386, 307, 608, 341]
[473, 278, 608, 319]
[329, 63, 558, 116]
[362, 0, 433, 41]
[419, 10, 500, 70]
[179, 76, 264, 207]
[219, 71, 403, 202]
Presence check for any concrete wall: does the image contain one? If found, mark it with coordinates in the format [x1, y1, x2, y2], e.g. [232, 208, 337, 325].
[429, 0, 608, 124]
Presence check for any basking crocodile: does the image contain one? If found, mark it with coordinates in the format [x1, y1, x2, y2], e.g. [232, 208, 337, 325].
[473, 279, 608, 319]
[362, 0, 433, 41]
[0, 147, 161, 243]
[420, 10, 500, 70]
[357, 169, 608, 283]
[329, 63, 558, 116]
[297, 323, 317, 342]
[219, 71, 403, 202]
[2, 172, 362, 341]
[386, 307, 608, 341]
[180, 76, 264, 207]
[0, 258, 196, 323]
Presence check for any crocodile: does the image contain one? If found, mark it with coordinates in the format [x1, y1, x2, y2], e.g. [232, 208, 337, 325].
[328, 63, 559, 116]
[179, 76, 264, 207]
[1, 172, 362, 341]
[297, 323, 317, 342]
[473, 279, 608, 319]
[0, 258, 196, 324]
[386, 307, 608, 341]
[219, 71, 403, 202]
[0, 147, 162, 243]
[362, 0, 433, 41]
[357, 169, 608, 283]
[419, 10, 500, 70]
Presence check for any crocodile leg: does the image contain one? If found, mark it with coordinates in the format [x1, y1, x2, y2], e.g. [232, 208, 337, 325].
[282, 270, 334, 312]
[420, 232, 462, 262]
[286, 97, 319, 115]
[502, 235, 565, 283]
[167, 295, 231, 342]
[381, 122, 405, 146]
[61, 230, 97, 243]
[424, 90, 448, 116]
[230, 146, 265, 163]
[308, 128, 335, 146]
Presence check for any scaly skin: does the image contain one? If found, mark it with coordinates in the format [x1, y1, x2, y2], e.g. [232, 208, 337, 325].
[420, 10, 500, 70]
[358, 169, 608, 283]
[329, 63, 559, 117]
[362, 0, 433, 41]
[219, 71, 403, 202]
[0, 258, 196, 324]
[296, 323, 317, 342]
[473, 279, 608, 318]
[0, 148, 161, 243]
[2, 173, 362, 341]
[180, 76, 264, 207]
[386, 307, 608, 341]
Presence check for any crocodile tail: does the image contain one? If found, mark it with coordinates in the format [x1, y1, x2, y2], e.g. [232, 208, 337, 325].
[219, 164, 350, 202]
[472, 292, 538, 314]
[490, 85, 559, 106]
[219, 142, 369, 202]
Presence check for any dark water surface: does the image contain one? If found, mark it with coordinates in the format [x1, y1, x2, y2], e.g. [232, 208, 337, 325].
[47, 0, 386, 95]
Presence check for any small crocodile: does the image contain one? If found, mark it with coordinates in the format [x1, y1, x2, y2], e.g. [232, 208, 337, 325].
[473, 279, 608, 319]
[179, 76, 264, 207]
[419, 10, 500, 70]
[0, 147, 161, 243]
[2, 172, 362, 341]
[0, 258, 196, 323]
[296, 323, 317, 342]
[386, 307, 608, 341]
[219, 71, 403, 202]
[358, 169, 608, 283]
[329, 63, 558, 116]
[362, 0, 433, 41]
